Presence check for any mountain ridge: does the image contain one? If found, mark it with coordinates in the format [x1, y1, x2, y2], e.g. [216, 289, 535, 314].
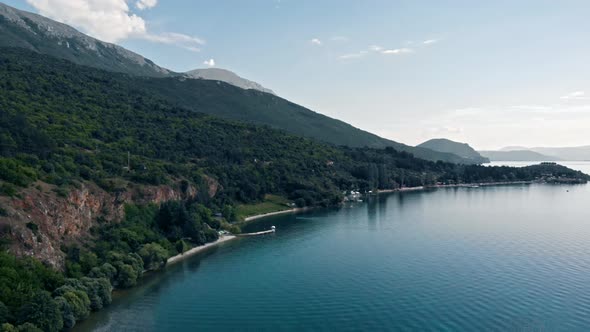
[185, 68, 275, 94]
[0, 2, 477, 164]
[495, 146, 590, 161]
[479, 150, 561, 162]
[418, 138, 489, 164]
[0, 2, 172, 77]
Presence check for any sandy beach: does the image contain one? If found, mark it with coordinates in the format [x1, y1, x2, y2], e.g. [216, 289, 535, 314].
[166, 235, 237, 265]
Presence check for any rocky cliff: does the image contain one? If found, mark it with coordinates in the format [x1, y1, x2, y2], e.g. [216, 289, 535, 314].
[0, 178, 219, 269]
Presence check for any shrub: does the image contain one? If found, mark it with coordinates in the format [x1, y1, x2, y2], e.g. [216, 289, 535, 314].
[0, 184, 17, 197]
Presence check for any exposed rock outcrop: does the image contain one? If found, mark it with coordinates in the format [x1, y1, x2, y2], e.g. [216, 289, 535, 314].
[0, 179, 216, 269]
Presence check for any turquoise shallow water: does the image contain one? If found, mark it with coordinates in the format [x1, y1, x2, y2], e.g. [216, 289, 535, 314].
[77, 162, 590, 332]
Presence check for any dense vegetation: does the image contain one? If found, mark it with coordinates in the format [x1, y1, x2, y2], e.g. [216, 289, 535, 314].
[1, 4, 475, 163]
[1, 49, 586, 204]
[0, 48, 588, 330]
[0, 200, 224, 331]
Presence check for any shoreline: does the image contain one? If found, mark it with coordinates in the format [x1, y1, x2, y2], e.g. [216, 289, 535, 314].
[165, 180, 568, 266]
[241, 181, 539, 224]
[378, 180, 535, 194]
[166, 235, 237, 265]
[243, 207, 309, 222]
[166, 208, 307, 266]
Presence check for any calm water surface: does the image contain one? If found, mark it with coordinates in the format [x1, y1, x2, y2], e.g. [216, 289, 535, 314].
[77, 162, 590, 331]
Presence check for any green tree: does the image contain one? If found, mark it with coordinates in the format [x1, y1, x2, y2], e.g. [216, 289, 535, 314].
[175, 240, 189, 254]
[15, 323, 43, 332]
[54, 296, 75, 330]
[0, 301, 9, 324]
[108, 252, 143, 288]
[0, 323, 16, 332]
[16, 291, 63, 332]
[138, 243, 169, 271]
[62, 291, 90, 321]
[80, 277, 112, 310]
[116, 265, 138, 288]
[88, 263, 117, 284]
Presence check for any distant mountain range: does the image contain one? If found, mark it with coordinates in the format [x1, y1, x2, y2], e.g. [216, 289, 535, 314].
[0, 2, 477, 164]
[416, 138, 590, 163]
[511, 146, 590, 161]
[479, 150, 561, 162]
[481, 146, 590, 161]
[417, 138, 489, 164]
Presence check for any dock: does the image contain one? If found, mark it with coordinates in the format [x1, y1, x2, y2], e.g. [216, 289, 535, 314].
[236, 226, 276, 237]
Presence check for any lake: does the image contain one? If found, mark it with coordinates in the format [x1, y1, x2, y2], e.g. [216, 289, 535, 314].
[77, 162, 590, 331]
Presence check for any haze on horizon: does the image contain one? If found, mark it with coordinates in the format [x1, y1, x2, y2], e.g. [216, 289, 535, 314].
[6, 0, 590, 150]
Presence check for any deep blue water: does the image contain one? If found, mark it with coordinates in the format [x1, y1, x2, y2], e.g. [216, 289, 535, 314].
[77, 162, 590, 331]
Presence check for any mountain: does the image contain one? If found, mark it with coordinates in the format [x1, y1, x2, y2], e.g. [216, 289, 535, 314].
[185, 68, 275, 94]
[497, 146, 590, 161]
[134, 76, 477, 163]
[528, 146, 590, 161]
[0, 3, 476, 164]
[418, 138, 489, 164]
[479, 150, 561, 162]
[0, 2, 171, 77]
[0, 3, 478, 165]
[500, 146, 528, 151]
[0, 1, 275, 94]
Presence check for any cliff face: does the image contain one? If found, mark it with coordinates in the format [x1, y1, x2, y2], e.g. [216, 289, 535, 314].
[0, 179, 219, 269]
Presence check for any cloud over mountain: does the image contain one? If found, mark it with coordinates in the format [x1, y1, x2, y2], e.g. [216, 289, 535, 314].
[26, 0, 203, 51]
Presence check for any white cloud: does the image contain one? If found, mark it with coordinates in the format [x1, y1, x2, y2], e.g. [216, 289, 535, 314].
[338, 51, 368, 60]
[310, 38, 322, 46]
[26, 0, 204, 51]
[560, 91, 586, 100]
[142, 32, 205, 52]
[338, 45, 413, 60]
[337, 38, 432, 60]
[136, 0, 157, 10]
[381, 48, 413, 55]
[203, 59, 215, 67]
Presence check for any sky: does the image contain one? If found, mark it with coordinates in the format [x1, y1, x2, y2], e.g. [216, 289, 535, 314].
[5, 0, 590, 150]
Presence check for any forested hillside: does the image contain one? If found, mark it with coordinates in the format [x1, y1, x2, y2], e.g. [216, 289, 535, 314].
[2, 48, 584, 204]
[0, 48, 588, 331]
[0, 2, 475, 163]
[123, 71, 476, 162]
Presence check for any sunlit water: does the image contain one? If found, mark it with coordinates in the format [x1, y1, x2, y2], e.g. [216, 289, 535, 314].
[76, 162, 590, 331]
